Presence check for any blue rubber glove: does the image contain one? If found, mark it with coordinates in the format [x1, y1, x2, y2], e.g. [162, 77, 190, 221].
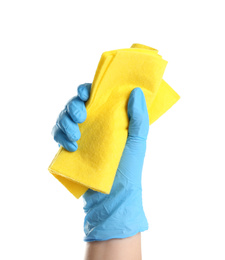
[52, 83, 149, 242]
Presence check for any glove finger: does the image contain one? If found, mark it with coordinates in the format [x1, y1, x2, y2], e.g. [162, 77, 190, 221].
[56, 108, 81, 142]
[78, 83, 92, 102]
[66, 96, 87, 123]
[51, 124, 78, 152]
[127, 87, 149, 140]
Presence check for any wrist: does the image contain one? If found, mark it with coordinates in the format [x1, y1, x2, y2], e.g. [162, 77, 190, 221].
[84, 232, 142, 260]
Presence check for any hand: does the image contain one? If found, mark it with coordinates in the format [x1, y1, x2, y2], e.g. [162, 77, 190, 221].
[51, 83, 92, 152]
[51, 83, 150, 242]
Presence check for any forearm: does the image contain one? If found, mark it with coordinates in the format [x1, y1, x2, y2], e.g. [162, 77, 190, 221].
[84, 232, 142, 260]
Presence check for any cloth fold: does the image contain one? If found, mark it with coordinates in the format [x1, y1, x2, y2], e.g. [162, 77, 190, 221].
[48, 43, 180, 199]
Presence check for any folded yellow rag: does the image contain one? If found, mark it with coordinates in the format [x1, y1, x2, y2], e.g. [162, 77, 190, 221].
[48, 43, 180, 199]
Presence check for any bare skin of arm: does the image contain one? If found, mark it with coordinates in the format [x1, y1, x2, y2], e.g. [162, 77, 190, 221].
[84, 233, 142, 260]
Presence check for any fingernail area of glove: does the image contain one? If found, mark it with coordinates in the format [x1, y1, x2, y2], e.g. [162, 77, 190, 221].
[70, 142, 78, 151]
[78, 86, 89, 101]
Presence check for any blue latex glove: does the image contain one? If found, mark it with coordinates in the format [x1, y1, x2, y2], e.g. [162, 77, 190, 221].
[52, 83, 149, 242]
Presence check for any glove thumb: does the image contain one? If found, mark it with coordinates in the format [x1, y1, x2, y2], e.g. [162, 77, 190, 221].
[116, 87, 149, 185]
[127, 87, 149, 140]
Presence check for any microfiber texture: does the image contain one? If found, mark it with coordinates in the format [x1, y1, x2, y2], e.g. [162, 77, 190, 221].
[48, 43, 180, 199]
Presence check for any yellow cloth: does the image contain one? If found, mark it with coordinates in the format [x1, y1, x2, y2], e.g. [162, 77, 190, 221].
[48, 43, 180, 199]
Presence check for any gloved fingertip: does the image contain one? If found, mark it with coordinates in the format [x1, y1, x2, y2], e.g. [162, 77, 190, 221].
[63, 142, 78, 152]
[78, 83, 92, 101]
[68, 142, 78, 152]
[127, 87, 149, 139]
[128, 87, 148, 119]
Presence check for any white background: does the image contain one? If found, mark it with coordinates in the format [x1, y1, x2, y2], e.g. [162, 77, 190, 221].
[0, 0, 224, 259]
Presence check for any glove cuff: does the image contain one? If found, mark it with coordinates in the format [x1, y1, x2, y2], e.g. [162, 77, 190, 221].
[83, 188, 148, 242]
